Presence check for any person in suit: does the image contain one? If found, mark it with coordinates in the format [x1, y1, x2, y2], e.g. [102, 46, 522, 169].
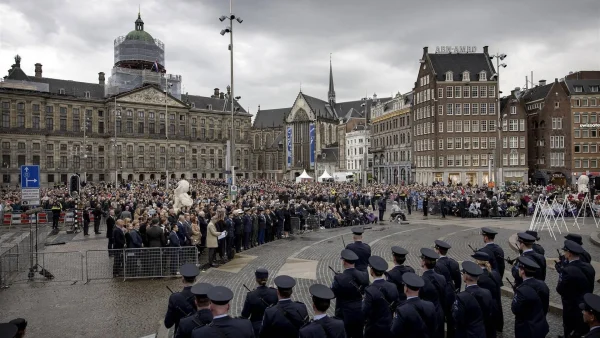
[331, 249, 369, 338]
[377, 197, 386, 221]
[511, 257, 549, 338]
[106, 210, 116, 251]
[112, 219, 126, 277]
[260, 275, 309, 338]
[191, 286, 254, 338]
[565, 233, 592, 264]
[363, 255, 399, 338]
[478, 227, 505, 278]
[176, 283, 214, 338]
[385, 246, 415, 301]
[461, 261, 495, 338]
[345, 227, 371, 272]
[299, 284, 346, 338]
[168, 224, 181, 275]
[93, 205, 103, 234]
[391, 272, 438, 338]
[207, 219, 222, 268]
[240, 268, 278, 337]
[243, 208, 252, 249]
[452, 261, 486, 338]
[511, 232, 546, 287]
[472, 251, 504, 334]
[419, 248, 446, 338]
[525, 230, 545, 255]
[581, 293, 600, 338]
[83, 206, 91, 236]
[166, 264, 200, 335]
[557, 240, 597, 338]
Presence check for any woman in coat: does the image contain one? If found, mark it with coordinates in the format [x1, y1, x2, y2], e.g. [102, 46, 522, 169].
[207, 217, 223, 268]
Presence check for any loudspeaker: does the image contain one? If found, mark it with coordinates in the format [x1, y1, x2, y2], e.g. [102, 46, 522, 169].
[595, 177, 600, 190]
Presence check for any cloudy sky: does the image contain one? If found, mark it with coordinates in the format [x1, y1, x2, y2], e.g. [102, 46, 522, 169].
[1, 0, 599, 116]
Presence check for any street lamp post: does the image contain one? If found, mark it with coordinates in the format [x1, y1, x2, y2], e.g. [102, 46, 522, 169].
[220, 0, 243, 196]
[83, 114, 90, 184]
[490, 52, 507, 188]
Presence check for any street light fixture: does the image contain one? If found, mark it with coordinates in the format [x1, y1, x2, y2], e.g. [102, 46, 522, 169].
[220, 0, 243, 197]
[490, 52, 508, 188]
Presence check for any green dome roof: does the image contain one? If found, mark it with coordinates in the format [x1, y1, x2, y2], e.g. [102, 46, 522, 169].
[125, 29, 155, 43]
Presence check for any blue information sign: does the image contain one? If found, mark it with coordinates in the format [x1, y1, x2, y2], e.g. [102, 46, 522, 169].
[20, 165, 40, 188]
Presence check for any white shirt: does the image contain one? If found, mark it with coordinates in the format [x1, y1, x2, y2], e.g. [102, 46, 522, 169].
[314, 314, 327, 321]
[522, 249, 533, 254]
[485, 242, 495, 246]
[279, 298, 291, 302]
[406, 296, 418, 300]
[213, 314, 228, 319]
[373, 277, 385, 282]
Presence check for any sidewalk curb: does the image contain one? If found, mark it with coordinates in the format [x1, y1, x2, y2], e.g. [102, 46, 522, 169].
[590, 231, 600, 248]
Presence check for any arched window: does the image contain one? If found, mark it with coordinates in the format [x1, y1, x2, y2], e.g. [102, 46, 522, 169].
[254, 134, 260, 149]
[265, 134, 273, 148]
[445, 71, 453, 81]
[320, 123, 326, 146]
[328, 125, 333, 144]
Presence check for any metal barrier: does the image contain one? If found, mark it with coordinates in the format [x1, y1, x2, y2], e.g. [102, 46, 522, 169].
[0, 224, 51, 287]
[290, 217, 301, 233]
[305, 216, 320, 231]
[1, 251, 84, 285]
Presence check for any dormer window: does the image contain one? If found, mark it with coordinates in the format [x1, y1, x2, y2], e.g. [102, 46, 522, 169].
[191, 102, 195, 108]
[479, 71, 487, 81]
[462, 71, 470, 82]
[590, 86, 598, 93]
[84, 91, 91, 98]
[575, 86, 583, 93]
[445, 71, 453, 81]
[59, 88, 65, 95]
[207, 104, 212, 110]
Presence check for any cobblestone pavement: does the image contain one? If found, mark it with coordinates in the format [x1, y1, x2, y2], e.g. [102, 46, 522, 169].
[1, 211, 598, 338]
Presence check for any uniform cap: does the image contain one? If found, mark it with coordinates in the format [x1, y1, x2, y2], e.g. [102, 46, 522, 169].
[255, 268, 269, 279]
[579, 293, 600, 316]
[461, 261, 484, 277]
[274, 275, 296, 290]
[341, 249, 359, 262]
[434, 240, 451, 250]
[368, 255, 389, 272]
[309, 284, 335, 300]
[207, 286, 234, 305]
[481, 227, 498, 236]
[564, 233, 583, 245]
[391, 246, 408, 256]
[525, 230, 540, 241]
[516, 256, 540, 271]
[0, 323, 18, 338]
[471, 251, 491, 262]
[7, 319, 26, 331]
[180, 263, 200, 278]
[351, 227, 364, 235]
[517, 232, 536, 243]
[420, 248, 440, 260]
[402, 272, 425, 290]
[562, 239, 585, 255]
[191, 283, 214, 296]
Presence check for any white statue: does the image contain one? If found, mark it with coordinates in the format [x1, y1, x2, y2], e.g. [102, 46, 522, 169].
[577, 175, 589, 193]
[173, 179, 193, 213]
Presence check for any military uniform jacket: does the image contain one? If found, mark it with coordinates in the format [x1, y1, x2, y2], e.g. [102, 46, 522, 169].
[345, 241, 372, 272]
[452, 291, 486, 338]
[585, 327, 600, 338]
[532, 243, 545, 256]
[512, 250, 546, 286]
[511, 279, 549, 338]
[385, 264, 415, 301]
[241, 286, 278, 336]
[478, 268, 504, 331]
[436, 256, 462, 292]
[419, 269, 447, 331]
[299, 316, 346, 338]
[433, 259, 457, 315]
[479, 242, 505, 277]
[581, 249, 592, 264]
[362, 279, 399, 338]
[165, 286, 197, 333]
[176, 309, 213, 338]
[191, 315, 254, 338]
[391, 297, 438, 338]
[556, 260, 596, 314]
[464, 285, 495, 338]
[259, 299, 309, 338]
[331, 268, 369, 320]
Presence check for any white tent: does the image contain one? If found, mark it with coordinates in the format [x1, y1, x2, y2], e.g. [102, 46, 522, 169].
[318, 170, 332, 182]
[299, 170, 312, 179]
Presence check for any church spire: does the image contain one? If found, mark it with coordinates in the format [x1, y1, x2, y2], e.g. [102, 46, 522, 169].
[328, 53, 336, 105]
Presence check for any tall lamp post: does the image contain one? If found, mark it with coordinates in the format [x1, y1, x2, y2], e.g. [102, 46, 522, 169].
[82, 114, 90, 184]
[220, 0, 243, 195]
[490, 52, 507, 188]
[113, 98, 121, 188]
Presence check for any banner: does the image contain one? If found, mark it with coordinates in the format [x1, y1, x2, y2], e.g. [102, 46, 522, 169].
[309, 123, 315, 168]
[287, 127, 292, 168]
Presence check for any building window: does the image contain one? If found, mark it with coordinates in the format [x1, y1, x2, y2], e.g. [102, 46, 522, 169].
[455, 86, 461, 98]
[446, 87, 453, 98]
[84, 91, 91, 98]
[46, 116, 54, 130]
[445, 71, 453, 81]
[463, 103, 470, 115]
[574, 86, 583, 93]
[510, 106, 516, 114]
[479, 71, 487, 81]
[463, 71, 470, 81]
[46, 156, 54, 168]
[438, 88, 443, 98]
[138, 122, 144, 133]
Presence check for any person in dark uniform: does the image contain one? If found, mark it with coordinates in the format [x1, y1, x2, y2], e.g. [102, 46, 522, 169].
[93, 205, 103, 234]
[557, 240, 597, 338]
[461, 261, 495, 338]
[191, 286, 254, 338]
[363, 255, 399, 338]
[260, 275, 309, 338]
[479, 227, 505, 278]
[83, 206, 91, 236]
[565, 233, 592, 264]
[385, 246, 415, 301]
[433, 240, 460, 338]
[391, 272, 438, 338]
[377, 197, 385, 221]
[423, 195, 429, 217]
[331, 249, 370, 338]
[165, 264, 200, 335]
[581, 293, 600, 338]
[0, 323, 18, 338]
[176, 283, 214, 338]
[511, 232, 546, 287]
[345, 227, 371, 272]
[299, 284, 346, 338]
[511, 256, 550, 338]
[419, 248, 446, 338]
[525, 230, 545, 255]
[452, 262, 486, 338]
[241, 268, 278, 337]
[472, 251, 503, 334]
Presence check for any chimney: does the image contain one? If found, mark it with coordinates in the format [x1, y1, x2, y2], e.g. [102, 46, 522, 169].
[423, 46, 428, 54]
[483, 46, 488, 54]
[539, 79, 546, 86]
[555, 78, 559, 83]
[34, 63, 43, 78]
[213, 88, 220, 97]
[219, 92, 225, 100]
[98, 72, 105, 85]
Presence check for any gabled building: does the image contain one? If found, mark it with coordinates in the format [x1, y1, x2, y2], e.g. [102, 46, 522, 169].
[251, 106, 288, 181]
[498, 88, 529, 184]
